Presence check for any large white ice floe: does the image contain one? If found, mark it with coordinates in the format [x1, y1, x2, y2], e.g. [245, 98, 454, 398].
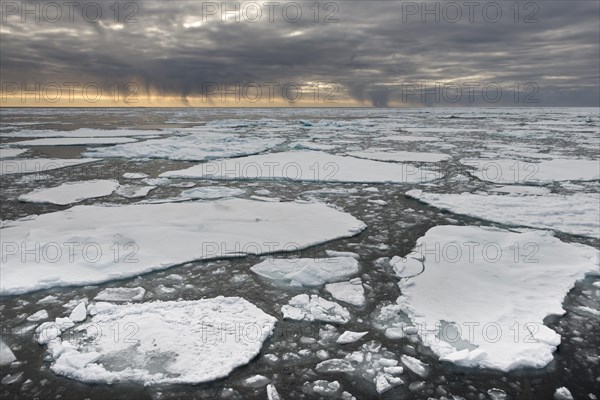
[9, 137, 137, 146]
[347, 151, 450, 163]
[1, 128, 166, 138]
[250, 257, 359, 287]
[0, 158, 98, 175]
[160, 151, 442, 183]
[461, 158, 600, 183]
[0, 199, 365, 295]
[406, 189, 600, 238]
[43, 297, 276, 384]
[18, 180, 120, 205]
[179, 186, 245, 200]
[84, 131, 284, 161]
[0, 340, 17, 366]
[394, 225, 599, 371]
[282, 294, 351, 324]
[0, 148, 27, 158]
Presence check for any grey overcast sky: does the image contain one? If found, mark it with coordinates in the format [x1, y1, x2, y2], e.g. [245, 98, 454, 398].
[1, 0, 599, 106]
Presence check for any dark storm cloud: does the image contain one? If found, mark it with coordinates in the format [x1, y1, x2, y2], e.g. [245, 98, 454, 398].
[1, 0, 598, 106]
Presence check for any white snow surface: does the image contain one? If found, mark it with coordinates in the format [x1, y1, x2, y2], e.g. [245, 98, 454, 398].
[10, 137, 137, 146]
[336, 331, 369, 344]
[348, 150, 450, 163]
[461, 158, 600, 183]
[396, 225, 599, 371]
[282, 294, 351, 324]
[406, 189, 600, 238]
[0, 199, 365, 294]
[85, 131, 284, 161]
[18, 180, 120, 205]
[0, 158, 98, 175]
[46, 297, 276, 384]
[251, 257, 360, 287]
[180, 186, 246, 200]
[161, 151, 442, 184]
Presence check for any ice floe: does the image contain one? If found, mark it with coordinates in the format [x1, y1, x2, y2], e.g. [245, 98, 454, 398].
[0, 340, 16, 366]
[26, 310, 49, 322]
[0, 148, 27, 158]
[282, 294, 351, 324]
[2, 128, 166, 138]
[10, 137, 137, 146]
[395, 225, 599, 371]
[348, 151, 450, 163]
[316, 341, 404, 394]
[18, 180, 120, 205]
[122, 172, 149, 179]
[336, 331, 368, 344]
[0, 158, 98, 175]
[115, 185, 156, 199]
[85, 131, 284, 161]
[406, 189, 600, 238]
[488, 185, 551, 196]
[179, 186, 246, 200]
[324, 278, 366, 306]
[251, 257, 360, 287]
[1, 199, 365, 294]
[94, 287, 146, 302]
[161, 151, 442, 184]
[461, 158, 600, 183]
[44, 297, 276, 384]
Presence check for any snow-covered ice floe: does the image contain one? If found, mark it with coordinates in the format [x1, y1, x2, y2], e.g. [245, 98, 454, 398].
[0, 148, 27, 159]
[115, 185, 156, 199]
[19, 180, 120, 205]
[161, 151, 442, 184]
[94, 287, 146, 302]
[122, 172, 149, 179]
[2, 128, 166, 138]
[84, 131, 284, 161]
[250, 257, 359, 288]
[394, 225, 599, 371]
[0, 199, 365, 294]
[282, 294, 350, 324]
[406, 189, 600, 238]
[9, 137, 137, 146]
[179, 186, 245, 200]
[488, 185, 551, 196]
[43, 297, 276, 384]
[461, 158, 600, 183]
[0, 340, 17, 366]
[347, 151, 450, 163]
[324, 278, 366, 306]
[0, 158, 98, 175]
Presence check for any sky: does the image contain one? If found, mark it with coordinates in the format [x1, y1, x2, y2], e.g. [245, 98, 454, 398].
[0, 0, 599, 107]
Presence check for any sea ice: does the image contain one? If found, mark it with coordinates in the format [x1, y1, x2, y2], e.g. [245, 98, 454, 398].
[161, 151, 442, 184]
[115, 185, 156, 199]
[348, 151, 450, 163]
[488, 185, 551, 196]
[122, 172, 149, 179]
[406, 189, 600, 238]
[45, 297, 277, 384]
[0, 340, 17, 366]
[94, 287, 146, 302]
[26, 310, 49, 322]
[0, 158, 98, 175]
[85, 131, 284, 161]
[2, 128, 166, 138]
[324, 278, 366, 306]
[400, 355, 429, 377]
[68, 303, 87, 322]
[1, 199, 365, 294]
[461, 158, 600, 183]
[376, 135, 437, 142]
[395, 225, 599, 371]
[10, 137, 137, 146]
[336, 331, 369, 344]
[251, 257, 360, 287]
[0, 148, 27, 158]
[554, 387, 574, 400]
[179, 186, 246, 200]
[282, 294, 351, 324]
[18, 180, 120, 205]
